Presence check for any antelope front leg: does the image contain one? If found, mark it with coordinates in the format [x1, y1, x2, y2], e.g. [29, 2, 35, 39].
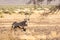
[22, 26, 26, 31]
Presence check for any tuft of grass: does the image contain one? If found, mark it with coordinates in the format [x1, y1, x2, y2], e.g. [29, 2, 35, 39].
[0, 13, 4, 18]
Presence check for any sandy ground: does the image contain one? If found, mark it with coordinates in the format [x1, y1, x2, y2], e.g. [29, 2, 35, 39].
[0, 12, 60, 40]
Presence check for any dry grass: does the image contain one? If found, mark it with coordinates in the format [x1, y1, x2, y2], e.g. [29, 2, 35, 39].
[0, 7, 60, 40]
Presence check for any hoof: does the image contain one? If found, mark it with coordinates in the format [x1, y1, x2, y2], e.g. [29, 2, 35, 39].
[23, 29, 26, 31]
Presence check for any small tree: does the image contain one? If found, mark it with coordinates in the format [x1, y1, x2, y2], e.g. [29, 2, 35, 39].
[37, 0, 44, 4]
[27, 0, 36, 9]
[27, 0, 44, 9]
[47, 0, 52, 5]
[55, 5, 60, 10]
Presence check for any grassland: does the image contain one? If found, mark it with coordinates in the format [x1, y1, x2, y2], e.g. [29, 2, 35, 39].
[0, 5, 60, 40]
